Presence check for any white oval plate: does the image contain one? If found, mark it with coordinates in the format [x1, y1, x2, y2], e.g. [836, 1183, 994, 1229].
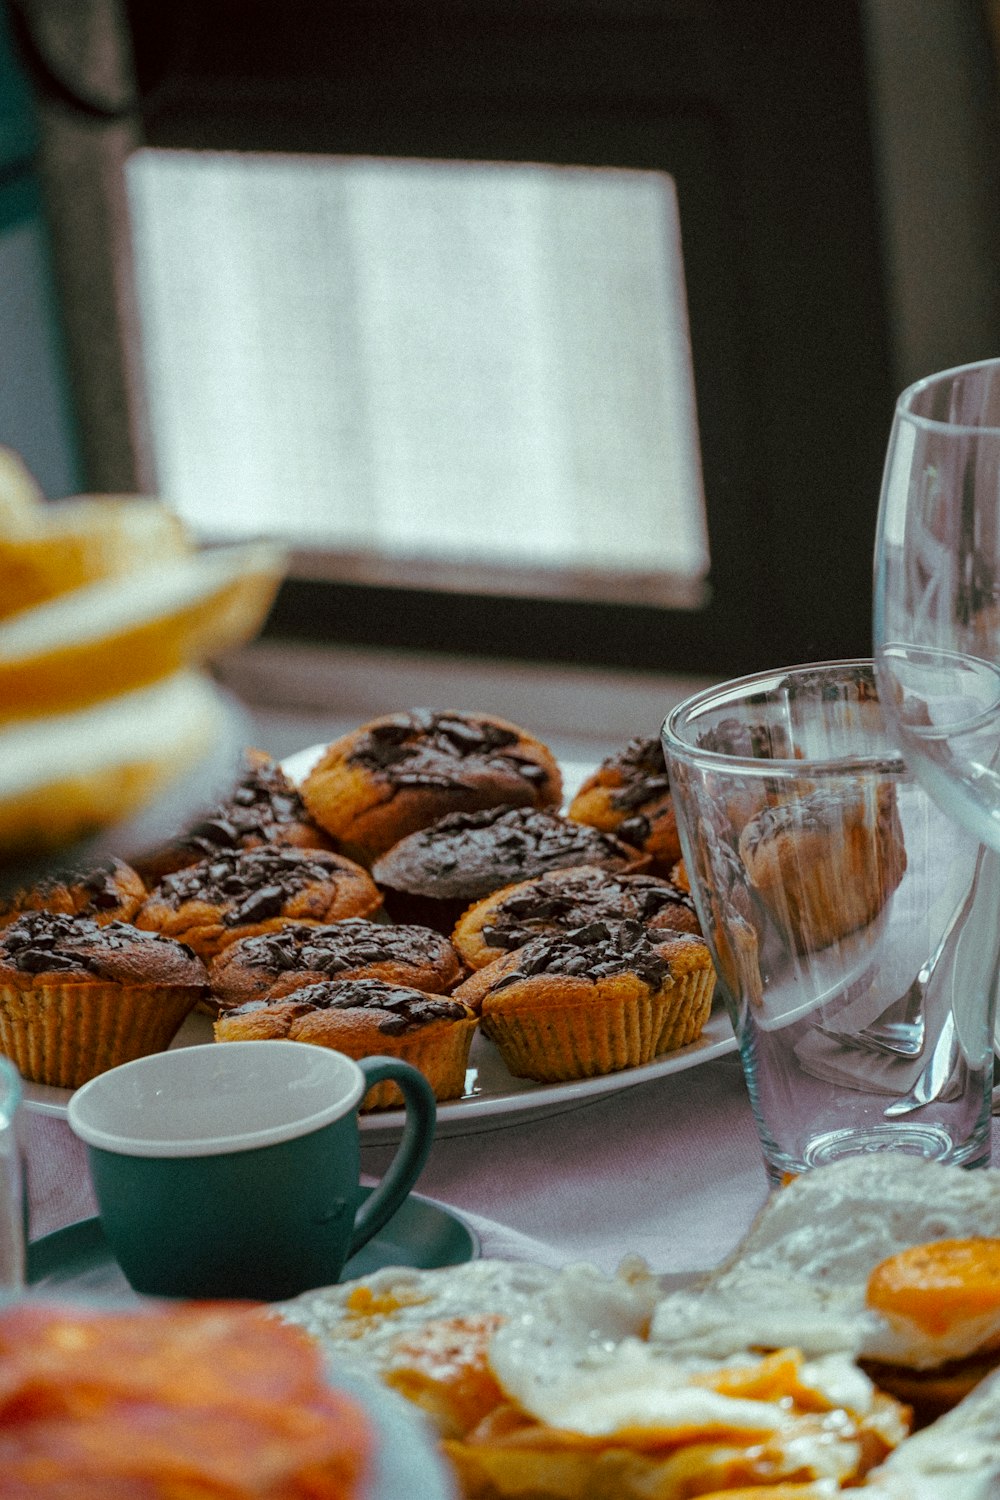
[20, 745, 738, 1143]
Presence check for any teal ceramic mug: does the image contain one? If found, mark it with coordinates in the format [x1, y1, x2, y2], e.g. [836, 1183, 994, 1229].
[66, 1041, 436, 1301]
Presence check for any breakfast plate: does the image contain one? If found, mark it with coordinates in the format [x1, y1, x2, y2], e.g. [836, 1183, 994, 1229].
[270, 1157, 1000, 1499]
[18, 740, 738, 1140]
[12, 1276, 458, 1500]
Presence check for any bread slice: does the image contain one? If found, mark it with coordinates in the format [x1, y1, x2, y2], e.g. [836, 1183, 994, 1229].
[0, 540, 287, 723]
[0, 671, 225, 857]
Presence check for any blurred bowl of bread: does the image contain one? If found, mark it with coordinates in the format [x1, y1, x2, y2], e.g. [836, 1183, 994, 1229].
[0, 447, 287, 871]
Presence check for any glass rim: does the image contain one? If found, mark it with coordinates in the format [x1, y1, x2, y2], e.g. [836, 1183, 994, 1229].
[895, 354, 1000, 436]
[661, 657, 907, 778]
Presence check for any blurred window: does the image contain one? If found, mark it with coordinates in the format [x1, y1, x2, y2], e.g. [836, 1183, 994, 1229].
[127, 149, 708, 608]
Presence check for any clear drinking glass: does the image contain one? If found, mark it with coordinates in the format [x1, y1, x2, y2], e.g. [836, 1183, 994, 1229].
[662, 661, 998, 1185]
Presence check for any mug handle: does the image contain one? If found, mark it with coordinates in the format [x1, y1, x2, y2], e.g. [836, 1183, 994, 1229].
[348, 1056, 437, 1256]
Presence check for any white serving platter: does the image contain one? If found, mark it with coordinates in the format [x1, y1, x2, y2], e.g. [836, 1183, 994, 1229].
[20, 743, 738, 1142]
[22, 1000, 738, 1145]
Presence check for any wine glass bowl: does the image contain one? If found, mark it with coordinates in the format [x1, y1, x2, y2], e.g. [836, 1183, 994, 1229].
[874, 357, 1000, 1166]
[875, 357, 1000, 853]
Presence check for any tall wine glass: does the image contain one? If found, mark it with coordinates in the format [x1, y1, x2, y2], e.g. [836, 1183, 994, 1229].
[874, 357, 1000, 848]
[874, 357, 1000, 1136]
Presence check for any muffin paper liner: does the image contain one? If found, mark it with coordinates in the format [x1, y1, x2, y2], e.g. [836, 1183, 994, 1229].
[484, 967, 715, 1084]
[0, 982, 199, 1089]
[215, 1011, 479, 1111]
[354, 1017, 479, 1110]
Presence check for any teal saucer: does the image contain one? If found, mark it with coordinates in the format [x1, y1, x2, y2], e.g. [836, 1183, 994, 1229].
[27, 1188, 478, 1301]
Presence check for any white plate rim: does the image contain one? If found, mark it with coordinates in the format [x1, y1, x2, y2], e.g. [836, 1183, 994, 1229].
[20, 744, 739, 1135]
[21, 1000, 738, 1133]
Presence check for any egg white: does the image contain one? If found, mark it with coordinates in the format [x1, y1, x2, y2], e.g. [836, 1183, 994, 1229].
[649, 1154, 1000, 1371]
[862, 1363, 1000, 1499]
[485, 1268, 898, 1488]
[273, 1257, 658, 1379]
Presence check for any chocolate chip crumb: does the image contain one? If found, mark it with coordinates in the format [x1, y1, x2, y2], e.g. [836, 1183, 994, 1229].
[489, 918, 672, 992]
[229, 977, 468, 1036]
[346, 711, 545, 794]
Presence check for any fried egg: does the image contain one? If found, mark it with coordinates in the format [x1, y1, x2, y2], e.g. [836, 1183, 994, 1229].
[278, 1252, 908, 1490]
[274, 1257, 663, 1440]
[649, 1154, 1000, 1372]
[275, 1258, 662, 1357]
[272, 1156, 1000, 1497]
[480, 1254, 907, 1488]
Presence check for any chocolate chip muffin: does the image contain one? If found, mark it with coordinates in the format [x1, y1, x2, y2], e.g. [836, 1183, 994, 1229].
[0, 912, 208, 1087]
[301, 710, 563, 866]
[135, 748, 337, 882]
[371, 805, 648, 932]
[781, 662, 881, 724]
[567, 737, 682, 875]
[687, 816, 763, 1008]
[452, 864, 702, 971]
[692, 718, 801, 835]
[0, 858, 147, 929]
[215, 978, 478, 1109]
[208, 918, 464, 1012]
[739, 782, 907, 954]
[454, 918, 714, 1083]
[135, 845, 383, 962]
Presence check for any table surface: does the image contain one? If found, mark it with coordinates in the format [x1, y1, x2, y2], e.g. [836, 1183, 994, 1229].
[28, 1052, 1000, 1279]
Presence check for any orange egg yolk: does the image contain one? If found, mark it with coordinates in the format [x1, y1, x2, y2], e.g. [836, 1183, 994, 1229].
[866, 1237, 1000, 1338]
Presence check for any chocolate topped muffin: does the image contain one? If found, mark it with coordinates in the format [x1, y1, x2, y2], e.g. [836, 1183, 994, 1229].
[685, 718, 801, 837]
[215, 976, 478, 1108]
[452, 864, 700, 971]
[687, 815, 763, 1008]
[739, 781, 907, 954]
[371, 804, 648, 932]
[477, 919, 674, 990]
[781, 661, 879, 707]
[0, 912, 206, 986]
[135, 748, 337, 881]
[301, 710, 562, 865]
[0, 858, 147, 929]
[567, 737, 682, 875]
[135, 845, 383, 961]
[208, 917, 464, 1011]
[454, 918, 714, 1083]
[0, 912, 208, 1087]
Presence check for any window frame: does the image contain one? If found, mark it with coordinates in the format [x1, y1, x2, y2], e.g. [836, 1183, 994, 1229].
[117, 0, 897, 678]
